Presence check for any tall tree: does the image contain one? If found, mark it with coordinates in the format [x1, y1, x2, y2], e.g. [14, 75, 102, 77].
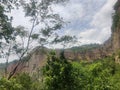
[7, 0, 73, 79]
[1, 26, 28, 77]
[42, 51, 77, 90]
[0, 0, 19, 76]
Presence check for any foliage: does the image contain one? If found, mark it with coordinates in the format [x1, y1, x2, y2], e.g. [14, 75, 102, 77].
[42, 52, 120, 90]
[3, 0, 75, 79]
[1, 55, 120, 90]
[0, 76, 22, 90]
[15, 73, 33, 90]
[39, 54, 120, 90]
[42, 51, 78, 90]
[0, 5, 14, 43]
[0, 73, 42, 90]
[52, 35, 77, 48]
[70, 57, 114, 90]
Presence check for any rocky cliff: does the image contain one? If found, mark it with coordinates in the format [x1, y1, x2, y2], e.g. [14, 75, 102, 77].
[112, 0, 120, 52]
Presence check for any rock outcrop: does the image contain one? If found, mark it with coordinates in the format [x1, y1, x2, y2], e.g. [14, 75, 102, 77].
[112, 0, 120, 52]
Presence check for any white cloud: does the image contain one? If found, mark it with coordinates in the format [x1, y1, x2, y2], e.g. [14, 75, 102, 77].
[52, 0, 84, 21]
[79, 39, 101, 45]
[78, 26, 111, 44]
[8, 7, 31, 27]
[0, 0, 118, 63]
[8, 0, 118, 45]
[91, 0, 117, 28]
[74, 0, 116, 44]
[80, 29, 98, 39]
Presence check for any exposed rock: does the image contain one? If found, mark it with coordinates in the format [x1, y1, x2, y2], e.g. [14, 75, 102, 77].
[112, 0, 120, 52]
[7, 47, 48, 75]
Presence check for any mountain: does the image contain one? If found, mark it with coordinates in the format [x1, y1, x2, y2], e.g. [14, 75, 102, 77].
[5, 41, 113, 76]
[6, 44, 101, 75]
[2, 0, 120, 76]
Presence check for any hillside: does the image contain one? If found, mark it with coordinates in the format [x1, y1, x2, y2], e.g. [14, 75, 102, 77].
[4, 44, 101, 75]
[0, 0, 120, 78]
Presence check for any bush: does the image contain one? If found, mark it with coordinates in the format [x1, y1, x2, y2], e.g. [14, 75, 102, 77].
[0, 78, 22, 90]
[42, 51, 78, 90]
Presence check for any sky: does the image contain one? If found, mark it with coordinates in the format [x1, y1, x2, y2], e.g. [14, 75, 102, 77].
[0, 0, 117, 63]
[10, 0, 117, 46]
[52, 0, 117, 45]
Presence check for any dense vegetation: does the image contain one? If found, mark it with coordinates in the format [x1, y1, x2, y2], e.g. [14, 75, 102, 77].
[0, 51, 120, 90]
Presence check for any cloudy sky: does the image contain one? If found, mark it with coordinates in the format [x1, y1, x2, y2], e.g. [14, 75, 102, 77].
[53, 0, 117, 45]
[0, 0, 117, 63]
[11, 0, 117, 46]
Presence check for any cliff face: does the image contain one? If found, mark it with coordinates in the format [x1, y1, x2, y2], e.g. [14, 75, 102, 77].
[112, 0, 120, 52]
[7, 44, 112, 75]
[112, 28, 120, 51]
[7, 47, 48, 75]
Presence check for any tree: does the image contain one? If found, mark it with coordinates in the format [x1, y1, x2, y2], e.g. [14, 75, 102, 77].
[15, 73, 33, 90]
[0, 73, 34, 90]
[0, 77, 22, 90]
[52, 35, 77, 49]
[0, 0, 75, 79]
[0, 0, 18, 77]
[0, 26, 28, 77]
[42, 51, 77, 90]
[7, 0, 73, 79]
[0, 0, 22, 42]
[0, 5, 14, 44]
